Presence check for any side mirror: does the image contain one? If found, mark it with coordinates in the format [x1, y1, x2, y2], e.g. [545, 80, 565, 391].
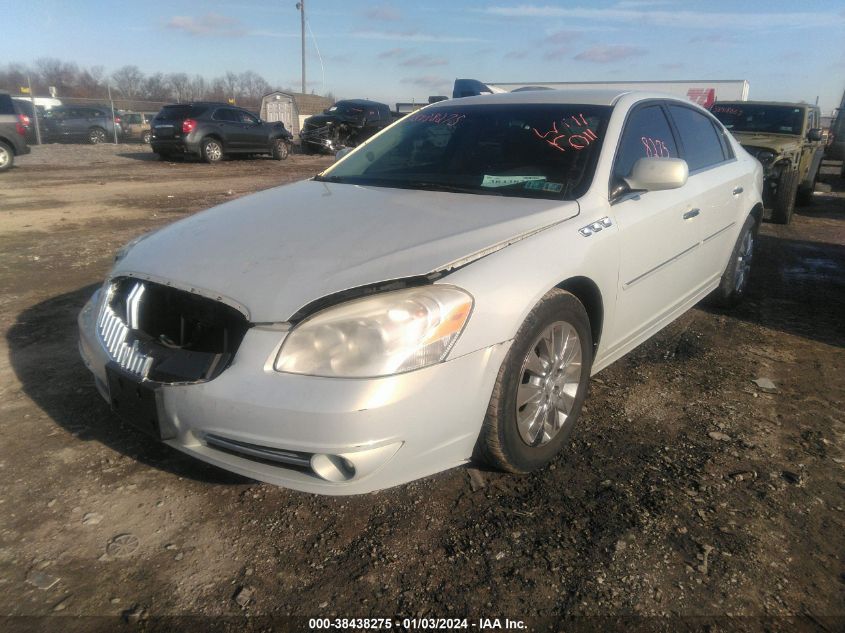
[807, 128, 822, 142]
[335, 147, 352, 161]
[625, 157, 689, 192]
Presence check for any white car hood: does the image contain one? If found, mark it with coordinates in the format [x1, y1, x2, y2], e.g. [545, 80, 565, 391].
[114, 180, 579, 322]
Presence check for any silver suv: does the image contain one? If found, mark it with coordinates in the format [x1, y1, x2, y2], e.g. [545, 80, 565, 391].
[0, 91, 31, 172]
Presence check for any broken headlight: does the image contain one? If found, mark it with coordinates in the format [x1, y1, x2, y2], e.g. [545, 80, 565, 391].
[274, 286, 473, 378]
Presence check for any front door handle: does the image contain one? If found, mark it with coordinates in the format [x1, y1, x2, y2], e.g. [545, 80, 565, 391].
[683, 208, 700, 220]
[732, 186, 744, 195]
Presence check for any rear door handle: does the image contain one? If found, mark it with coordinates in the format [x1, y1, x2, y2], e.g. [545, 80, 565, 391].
[683, 208, 700, 220]
[732, 186, 744, 195]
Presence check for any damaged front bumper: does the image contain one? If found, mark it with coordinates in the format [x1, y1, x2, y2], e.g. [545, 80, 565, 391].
[77, 289, 509, 495]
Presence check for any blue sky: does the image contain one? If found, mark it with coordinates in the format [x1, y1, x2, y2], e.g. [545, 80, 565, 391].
[2, 0, 844, 112]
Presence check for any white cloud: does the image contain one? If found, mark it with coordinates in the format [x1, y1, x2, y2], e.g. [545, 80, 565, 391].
[400, 55, 449, 67]
[483, 5, 841, 29]
[365, 4, 402, 22]
[166, 13, 245, 37]
[352, 29, 487, 43]
[574, 45, 647, 63]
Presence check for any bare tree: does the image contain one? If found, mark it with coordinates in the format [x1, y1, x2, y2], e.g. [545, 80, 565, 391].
[166, 73, 190, 103]
[185, 75, 207, 101]
[36, 57, 79, 95]
[143, 73, 171, 101]
[112, 65, 145, 99]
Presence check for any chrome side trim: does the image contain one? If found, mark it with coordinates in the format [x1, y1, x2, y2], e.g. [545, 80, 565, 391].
[623, 242, 700, 288]
[702, 221, 736, 244]
[204, 434, 312, 469]
[579, 216, 613, 237]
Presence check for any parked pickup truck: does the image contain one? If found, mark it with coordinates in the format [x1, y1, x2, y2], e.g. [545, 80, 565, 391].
[300, 99, 398, 154]
[710, 101, 824, 224]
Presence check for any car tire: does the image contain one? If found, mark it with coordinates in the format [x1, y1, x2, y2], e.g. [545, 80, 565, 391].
[0, 141, 13, 172]
[88, 127, 107, 145]
[272, 139, 290, 160]
[142, 131, 152, 144]
[771, 167, 798, 224]
[473, 289, 593, 474]
[796, 169, 818, 206]
[201, 137, 224, 164]
[710, 214, 757, 308]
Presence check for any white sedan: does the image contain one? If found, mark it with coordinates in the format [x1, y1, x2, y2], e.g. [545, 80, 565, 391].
[78, 89, 763, 494]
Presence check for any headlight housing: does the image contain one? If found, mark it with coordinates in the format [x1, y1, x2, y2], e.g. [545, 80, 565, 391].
[274, 286, 473, 378]
[754, 150, 776, 165]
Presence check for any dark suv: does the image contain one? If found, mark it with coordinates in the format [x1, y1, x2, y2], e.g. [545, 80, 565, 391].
[0, 91, 30, 172]
[300, 99, 396, 154]
[41, 105, 123, 144]
[150, 103, 293, 163]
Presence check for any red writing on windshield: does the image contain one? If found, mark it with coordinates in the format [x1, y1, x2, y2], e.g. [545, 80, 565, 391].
[408, 112, 466, 127]
[532, 113, 599, 153]
[641, 136, 671, 158]
[711, 106, 742, 116]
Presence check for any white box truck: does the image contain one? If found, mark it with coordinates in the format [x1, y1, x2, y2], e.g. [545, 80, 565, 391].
[452, 79, 749, 108]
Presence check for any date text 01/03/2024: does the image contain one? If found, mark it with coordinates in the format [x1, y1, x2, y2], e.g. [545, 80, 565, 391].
[307, 617, 527, 630]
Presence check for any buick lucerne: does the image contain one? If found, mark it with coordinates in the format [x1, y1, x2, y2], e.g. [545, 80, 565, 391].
[78, 90, 763, 494]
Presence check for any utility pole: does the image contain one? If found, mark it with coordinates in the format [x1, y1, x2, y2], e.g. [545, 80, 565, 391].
[107, 84, 118, 144]
[296, 0, 306, 94]
[27, 75, 41, 145]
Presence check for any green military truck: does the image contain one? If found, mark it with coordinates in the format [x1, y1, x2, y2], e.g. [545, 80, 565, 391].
[711, 101, 824, 224]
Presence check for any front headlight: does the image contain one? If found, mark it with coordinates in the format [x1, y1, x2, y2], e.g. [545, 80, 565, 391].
[274, 286, 473, 378]
[755, 151, 776, 165]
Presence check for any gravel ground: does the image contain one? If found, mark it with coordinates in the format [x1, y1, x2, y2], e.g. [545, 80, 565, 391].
[0, 144, 843, 632]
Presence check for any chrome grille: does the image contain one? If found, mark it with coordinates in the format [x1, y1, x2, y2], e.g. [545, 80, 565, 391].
[97, 284, 154, 379]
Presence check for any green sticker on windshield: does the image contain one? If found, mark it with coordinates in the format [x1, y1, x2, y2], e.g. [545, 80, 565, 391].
[481, 175, 546, 188]
[524, 180, 563, 193]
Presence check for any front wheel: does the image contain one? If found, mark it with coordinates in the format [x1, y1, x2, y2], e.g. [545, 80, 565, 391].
[88, 127, 107, 144]
[710, 214, 757, 308]
[272, 139, 290, 160]
[771, 168, 798, 224]
[201, 137, 224, 164]
[0, 141, 13, 172]
[474, 289, 592, 473]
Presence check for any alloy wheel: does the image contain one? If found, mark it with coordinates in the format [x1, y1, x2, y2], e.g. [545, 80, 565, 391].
[205, 141, 222, 161]
[734, 230, 754, 292]
[89, 128, 106, 144]
[515, 321, 583, 446]
[0, 147, 9, 169]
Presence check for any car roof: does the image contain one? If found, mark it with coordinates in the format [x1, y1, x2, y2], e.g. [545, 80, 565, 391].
[338, 99, 386, 107]
[439, 89, 678, 107]
[715, 100, 814, 108]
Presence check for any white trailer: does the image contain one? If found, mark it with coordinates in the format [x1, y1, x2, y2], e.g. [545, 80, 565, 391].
[452, 79, 749, 108]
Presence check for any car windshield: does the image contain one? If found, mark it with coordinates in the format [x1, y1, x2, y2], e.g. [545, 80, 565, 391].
[711, 104, 805, 135]
[319, 103, 610, 200]
[326, 103, 366, 116]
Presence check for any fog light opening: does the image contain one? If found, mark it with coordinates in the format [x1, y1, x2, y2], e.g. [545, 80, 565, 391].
[311, 454, 356, 482]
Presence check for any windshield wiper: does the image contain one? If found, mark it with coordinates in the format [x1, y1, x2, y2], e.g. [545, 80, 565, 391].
[401, 181, 504, 196]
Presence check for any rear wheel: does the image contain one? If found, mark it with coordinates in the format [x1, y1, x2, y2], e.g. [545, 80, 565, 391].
[474, 289, 592, 473]
[88, 127, 107, 144]
[142, 130, 152, 144]
[201, 137, 224, 164]
[710, 214, 757, 308]
[771, 167, 798, 224]
[0, 141, 13, 172]
[272, 138, 290, 160]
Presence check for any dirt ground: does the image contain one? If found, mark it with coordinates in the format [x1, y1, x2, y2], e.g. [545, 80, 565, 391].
[0, 144, 843, 632]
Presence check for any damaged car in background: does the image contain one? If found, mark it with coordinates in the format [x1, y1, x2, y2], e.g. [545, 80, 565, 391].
[300, 99, 399, 154]
[79, 90, 763, 495]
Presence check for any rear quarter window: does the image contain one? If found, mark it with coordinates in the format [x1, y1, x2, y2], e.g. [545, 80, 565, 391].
[0, 95, 17, 115]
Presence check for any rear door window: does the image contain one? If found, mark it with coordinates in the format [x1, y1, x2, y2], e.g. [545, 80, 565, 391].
[613, 104, 678, 182]
[213, 108, 239, 122]
[0, 94, 16, 115]
[667, 105, 726, 172]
